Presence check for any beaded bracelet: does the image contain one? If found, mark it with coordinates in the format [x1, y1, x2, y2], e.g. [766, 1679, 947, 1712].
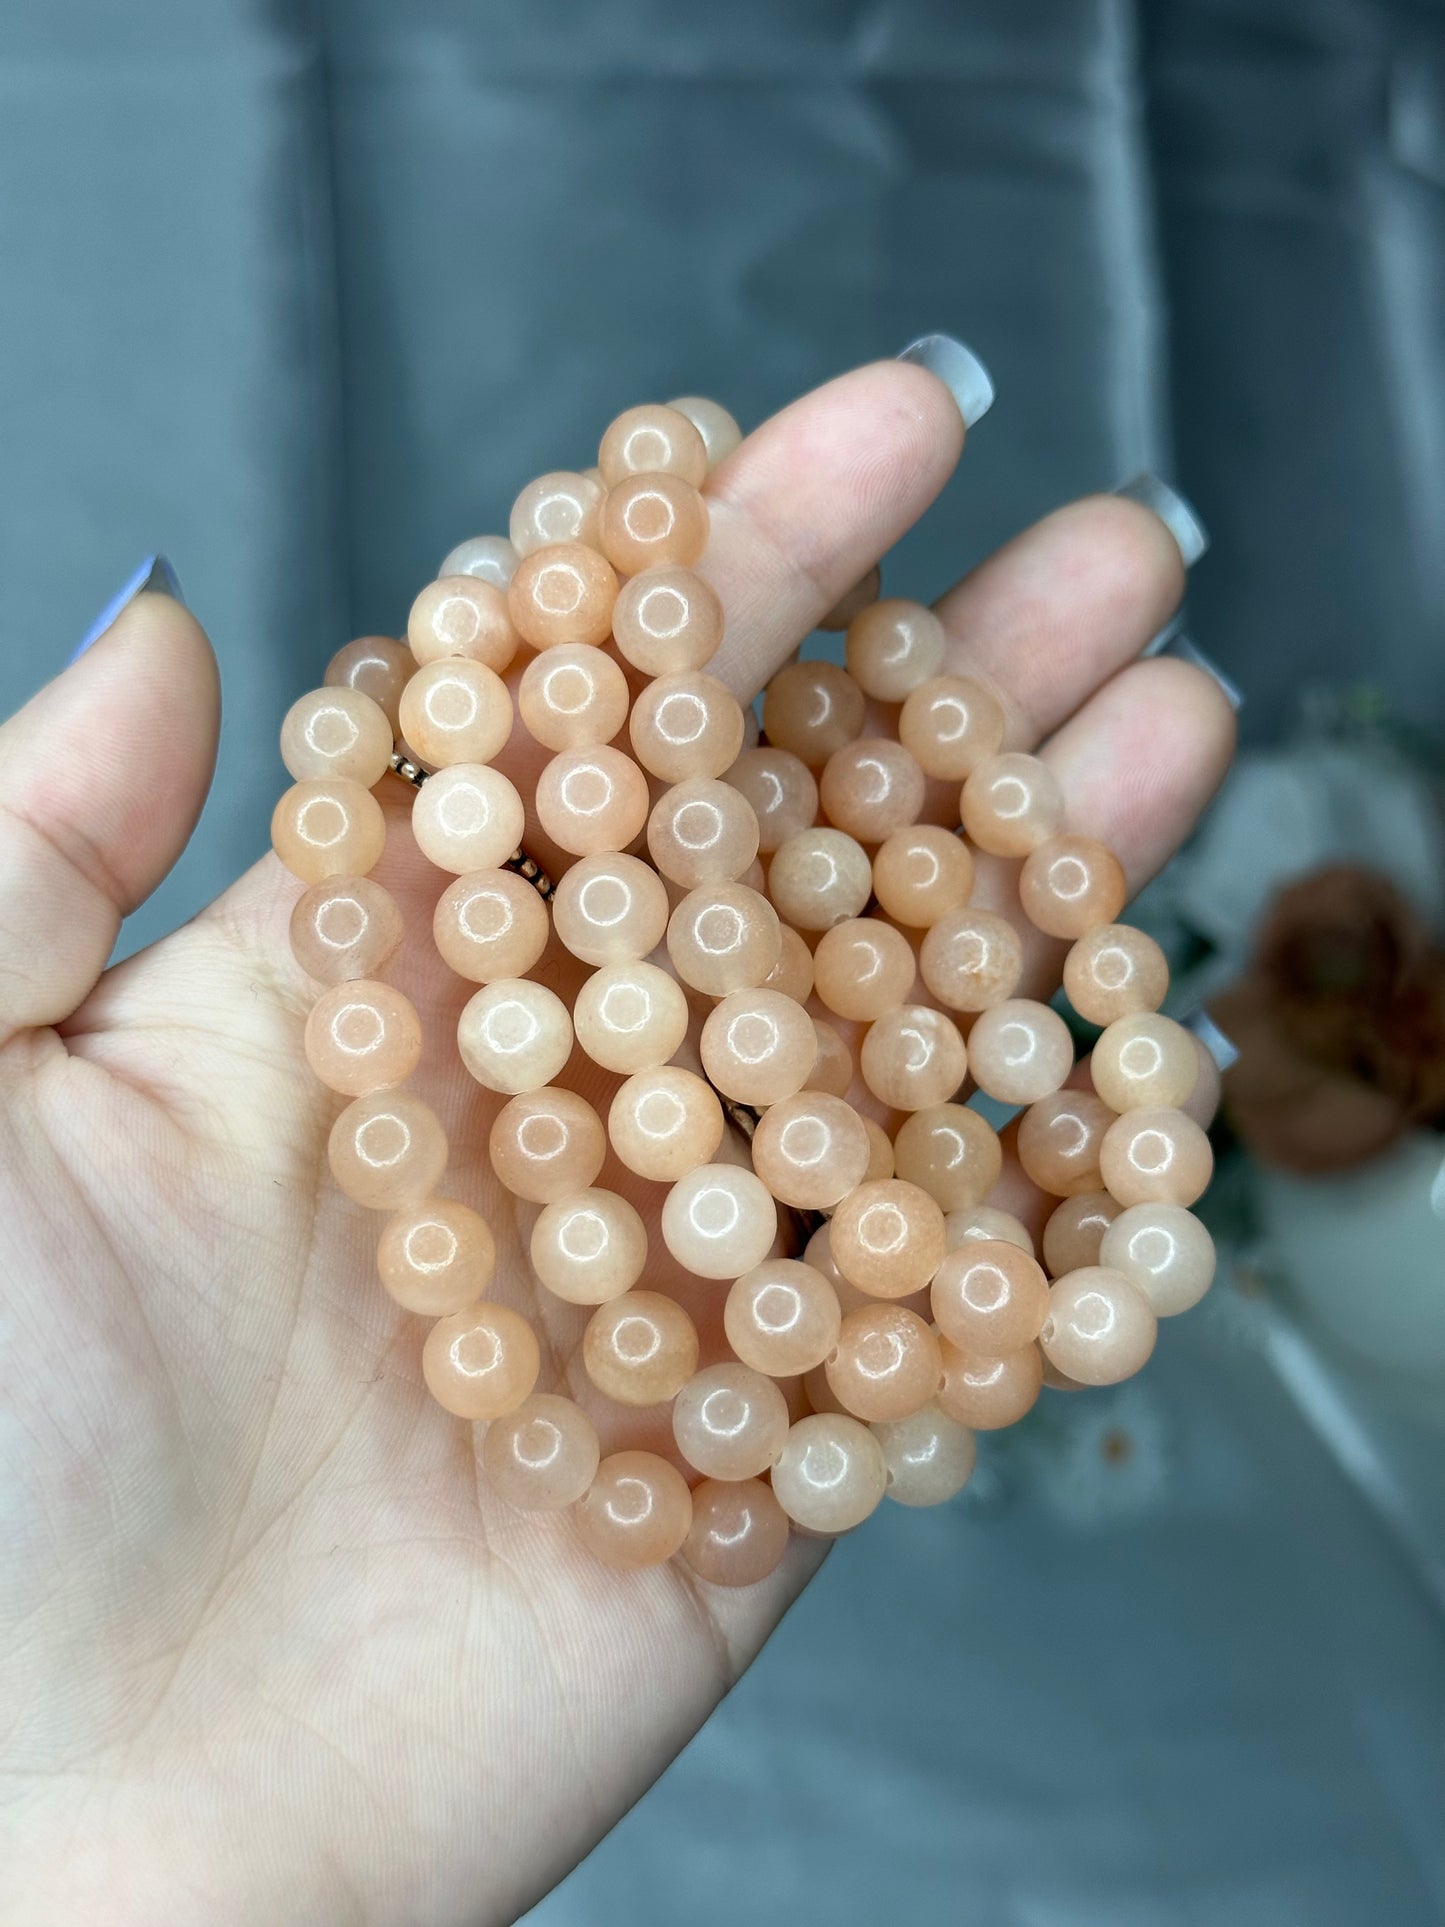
[270, 392, 1216, 1588]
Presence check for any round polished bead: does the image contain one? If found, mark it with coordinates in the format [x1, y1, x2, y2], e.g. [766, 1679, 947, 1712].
[535, 746, 650, 856]
[575, 1450, 693, 1568]
[458, 979, 573, 1094]
[844, 598, 946, 702]
[803, 1017, 854, 1097]
[1063, 922, 1170, 1026]
[507, 541, 619, 648]
[960, 752, 1064, 857]
[630, 672, 744, 783]
[290, 875, 404, 984]
[1017, 1089, 1117, 1197]
[667, 394, 743, 469]
[761, 926, 815, 1003]
[583, 1296, 700, 1408]
[945, 1205, 1035, 1256]
[862, 1118, 895, 1181]
[1041, 1191, 1122, 1277]
[378, 1198, 496, 1317]
[437, 534, 518, 589]
[1040, 1266, 1158, 1385]
[768, 827, 872, 931]
[725, 1259, 842, 1377]
[860, 1004, 968, 1111]
[826, 1303, 942, 1423]
[325, 634, 412, 734]
[574, 960, 688, 1074]
[898, 674, 1006, 780]
[608, 1066, 724, 1182]
[411, 764, 525, 874]
[1099, 1106, 1213, 1207]
[830, 1180, 946, 1299]
[598, 403, 709, 488]
[931, 1239, 1049, 1352]
[919, 907, 1024, 1012]
[937, 1338, 1043, 1429]
[725, 748, 818, 854]
[682, 1478, 790, 1587]
[818, 563, 881, 632]
[873, 1402, 977, 1507]
[749, 1091, 871, 1210]
[892, 1103, 1002, 1212]
[1183, 1035, 1223, 1129]
[611, 565, 724, 675]
[599, 472, 709, 573]
[281, 686, 393, 787]
[407, 576, 518, 672]
[328, 1091, 447, 1210]
[1019, 834, 1128, 940]
[662, 1163, 778, 1278]
[1100, 1203, 1216, 1316]
[666, 883, 781, 995]
[1091, 1012, 1199, 1113]
[771, 1413, 888, 1534]
[509, 470, 605, 556]
[489, 1087, 605, 1203]
[700, 989, 817, 1106]
[871, 825, 974, 929]
[517, 644, 629, 751]
[761, 660, 866, 767]
[423, 1303, 540, 1420]
[551, 853, 669, 966]
[672, 1363, 790, 1480]
[272, 778, 385, 883]
[967, 999, 1073, 1105]
[530, 1188, 648, 1305]
[813, 918, 917, 1024]
[482, 1394, 600, 1512]
[433, 868, 549, 983]
[647, 777, 759, 887]
[399, 659, 513, 768]
[304, 978, 422, 1096]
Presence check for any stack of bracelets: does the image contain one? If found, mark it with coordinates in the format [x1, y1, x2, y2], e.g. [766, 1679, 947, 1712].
[270, 393, 1216, 1587]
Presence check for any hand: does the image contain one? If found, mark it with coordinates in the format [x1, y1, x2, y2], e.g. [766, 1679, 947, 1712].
[0, 361, 1234, 1926]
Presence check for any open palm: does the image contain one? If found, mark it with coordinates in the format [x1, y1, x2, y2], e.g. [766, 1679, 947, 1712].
[0, 361, 1233, 1927]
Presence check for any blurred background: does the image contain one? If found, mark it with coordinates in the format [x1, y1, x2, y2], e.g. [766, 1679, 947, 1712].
[2, 1, 1443, 1920]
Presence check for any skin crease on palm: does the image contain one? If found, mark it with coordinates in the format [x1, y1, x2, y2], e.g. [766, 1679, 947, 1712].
[0, 359, 1235, 1927]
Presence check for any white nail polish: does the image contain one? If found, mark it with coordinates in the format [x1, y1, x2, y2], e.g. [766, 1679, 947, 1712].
[896, 334, 994, 427]
[1115, 472, 1209, 567]
[1187, 1009, 1239, 1072]
[1166, 634, 1244, 712]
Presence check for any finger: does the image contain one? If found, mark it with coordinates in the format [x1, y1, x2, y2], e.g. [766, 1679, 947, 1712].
[0, 586, 219, 1047]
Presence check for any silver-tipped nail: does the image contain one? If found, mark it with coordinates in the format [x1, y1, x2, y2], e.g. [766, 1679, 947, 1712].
[1187, 1010, 1239, 1072]
[1115, 472, 1209, 567]
[71, 553, 184, 661]
[896, 334, 994, 428]
[1163, 633, 1244, 711]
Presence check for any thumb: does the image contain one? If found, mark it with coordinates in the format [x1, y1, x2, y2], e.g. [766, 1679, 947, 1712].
[0, 563, 220, 1046]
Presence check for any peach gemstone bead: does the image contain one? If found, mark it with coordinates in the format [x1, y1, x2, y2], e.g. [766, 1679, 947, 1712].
[844, 598, 946, 702]
[574, 961, 689, 1074]
[749, 1091, 871, 1210]
[813, 918, 916, 1024]
[378, 1198, 496, 1316]
[1017, 1089, 1116, 1197]
[771, 1413, 888, 1533]
[599, 471, 709, 573]
[899, 674, 1006, 781]
[598, 403, 709, 487]
[892, 1103, 1002, 1212]
[482, 1394, 600, 1512]
[411, 764, 525, 873]
[662, 1163, 778, 1279]
[508, 470, 605, 557]
[1041, 1191, 1122, 1277]
[830, 1179, 946, 1299]
[281, 686, 393, 787]
[762, 926, 815, 1003]
[1100, 1203, 1216, 1316]
[507, 541, 619, 648]
[682, 1479, 790, 1587]
[458, 979, 573, 1094]
[608, 1066, 724, 1182]
[583, 1295, 700, 1407]
[871, 825, 974, 929]
[400, 660, 513, 768]
[575, 1451, 693, 1569]
[1099, 1106, 1213, 1207]
[725, 1259, 843, 1376]
[1040, 1266, 1157, 1385]
[1063, 922, 1170, 1025]
[960, 752, 1065, 857]
[1184, 1035, 1223, 1129]
[433, 869, 549, 983]
[611, 566, 724, 675]
[937, 1338, 1043, 1429]
[489, 1087, 605, 1203]
[407, 576, 518, 672]
[1019, 834, 1128, 940]
[672, 1363, 790, 1480]
[945, 1205, 1036, 1256]
[423, 1303, 540, 1420]
[873, 1402, 977, 1507]
[804, 1017, 855, 1096]
[326, 634, 412, 734]
[290, 875, 404, 984]
[863, 1118, 895, 1181]
[328, 1091, 448, 1210]
[819, 563, 882, 632]
[726, 748, 818, 854]
[967, 999, 1074, 1105]
[272, 779, 385, 883]
[768, 827, 872, 931]
[666, 883, 781, 996]
[1091, 1012, 1199, 1113]
[530, 1188, 648, 1305]
[304, 979, 422, 1096]
[535, 746, 650, 856]
[630, 672, 744, 784]
[667, 394, 743, 468]
[438, 533, 518, 589]
[551, 853, 668, 966]
[860, 1004, 968, 1111]
[700, 989, 817, 1106]
[517, 644, 629, 751]
[761, 660, 867, 768]
[931, 1239, 1049, 1353]
[826, 1303, 942, 1423]
[920, 907, 1025, 1015]
[648, 778, 759, 888]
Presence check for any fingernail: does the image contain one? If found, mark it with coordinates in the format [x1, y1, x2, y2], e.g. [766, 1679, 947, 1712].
[1161, 632, 1244, 711]
[1114, 472, 1209, 567]
[1187, 1009, 1239, 1072]
[896, 334, 994, 427]
[71, 554, 184, 661]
